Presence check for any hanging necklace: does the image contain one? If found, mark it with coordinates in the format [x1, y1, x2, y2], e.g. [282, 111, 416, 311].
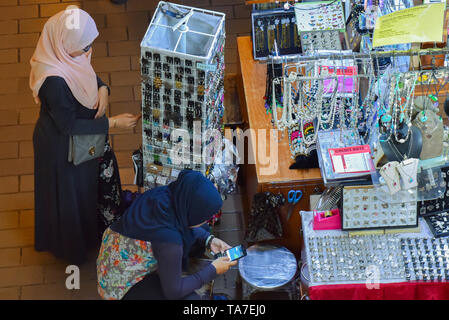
[388, 127, 413, 161]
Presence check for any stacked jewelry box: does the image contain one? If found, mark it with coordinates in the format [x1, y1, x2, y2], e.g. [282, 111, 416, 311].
[140, 2, 226, 189]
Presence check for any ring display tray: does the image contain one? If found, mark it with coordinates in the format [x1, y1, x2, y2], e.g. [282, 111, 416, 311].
[300, 211, 435, 287]
[401, 237, 449, 282]
[342, 185, 418, 231]
[306, 234, 405, 285]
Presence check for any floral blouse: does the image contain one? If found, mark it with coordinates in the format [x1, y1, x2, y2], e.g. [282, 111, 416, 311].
[97, 227, 158, 300]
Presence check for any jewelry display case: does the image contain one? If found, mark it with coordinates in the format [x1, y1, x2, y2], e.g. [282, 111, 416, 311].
[342, 185, 418, 230]
[140, 2, 226, 189]
[418, 166, 449, 216]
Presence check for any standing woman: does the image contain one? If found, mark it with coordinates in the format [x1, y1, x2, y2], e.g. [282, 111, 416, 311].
[30, 9, 139, 265]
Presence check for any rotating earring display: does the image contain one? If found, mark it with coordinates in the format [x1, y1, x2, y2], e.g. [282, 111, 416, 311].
[342, 186, 418, 231]
[140, 3, 226, 189]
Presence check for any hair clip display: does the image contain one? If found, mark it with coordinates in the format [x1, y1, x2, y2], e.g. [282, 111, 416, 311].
[294, 0, 345, 33]
[140, 3, 226, 189]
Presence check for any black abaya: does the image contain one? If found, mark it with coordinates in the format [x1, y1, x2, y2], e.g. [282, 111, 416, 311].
[33, 75, 109, 265]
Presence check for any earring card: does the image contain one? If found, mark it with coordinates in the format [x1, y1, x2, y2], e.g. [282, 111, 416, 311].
[294, 0, 346, 33]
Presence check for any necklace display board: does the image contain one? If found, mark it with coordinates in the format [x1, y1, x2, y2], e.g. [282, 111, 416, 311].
[140, 2, 226, 189]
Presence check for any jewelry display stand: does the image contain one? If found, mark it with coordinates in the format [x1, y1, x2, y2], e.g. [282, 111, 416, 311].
[379, 125, 423, 163]
[251, 7, 302, 60]
[140, 2, 226, 189]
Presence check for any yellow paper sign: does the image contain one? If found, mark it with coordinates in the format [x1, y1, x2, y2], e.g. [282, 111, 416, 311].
[373, 3, 446, 47]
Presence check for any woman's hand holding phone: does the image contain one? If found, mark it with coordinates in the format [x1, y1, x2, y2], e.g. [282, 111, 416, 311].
[210, 237, 231, 254]
[211, 256, 237, 275]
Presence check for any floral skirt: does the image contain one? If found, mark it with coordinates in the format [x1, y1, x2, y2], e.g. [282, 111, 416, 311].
[97, 138, 123, 238]
[97, 227, 158, 300]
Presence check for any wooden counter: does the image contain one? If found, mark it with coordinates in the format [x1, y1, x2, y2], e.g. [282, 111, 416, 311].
[236, 36, 324, 256]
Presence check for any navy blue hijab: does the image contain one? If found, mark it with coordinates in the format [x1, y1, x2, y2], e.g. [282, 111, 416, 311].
[111, 170, 223, 265]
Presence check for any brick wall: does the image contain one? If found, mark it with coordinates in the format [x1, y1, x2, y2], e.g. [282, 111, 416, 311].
[0, 0, 250, 299]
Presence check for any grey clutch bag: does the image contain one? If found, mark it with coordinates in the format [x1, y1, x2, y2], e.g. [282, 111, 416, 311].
[68, 134, 106, 166]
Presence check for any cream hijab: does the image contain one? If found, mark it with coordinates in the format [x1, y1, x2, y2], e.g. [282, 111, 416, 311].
[29, 8, 99, 109]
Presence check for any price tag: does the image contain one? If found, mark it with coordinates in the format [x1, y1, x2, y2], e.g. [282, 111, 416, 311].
[171, 169, 181, 178]
[197, 63, 217, 72]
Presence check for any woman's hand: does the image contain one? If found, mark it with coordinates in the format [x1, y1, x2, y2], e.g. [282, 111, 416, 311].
[211, 257, 237, 275]
[109, 113, 141, 129]
[95, 86, 109, 119]
[210, 237, 232, 254]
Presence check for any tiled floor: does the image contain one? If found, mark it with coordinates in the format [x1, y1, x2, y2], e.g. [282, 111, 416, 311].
[210, 193, 246, 299]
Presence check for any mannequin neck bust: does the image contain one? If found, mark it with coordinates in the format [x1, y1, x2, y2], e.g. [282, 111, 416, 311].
[379, 124, 423, 162]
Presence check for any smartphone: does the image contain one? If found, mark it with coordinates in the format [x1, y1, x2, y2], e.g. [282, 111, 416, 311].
[224, 244, 247, 261]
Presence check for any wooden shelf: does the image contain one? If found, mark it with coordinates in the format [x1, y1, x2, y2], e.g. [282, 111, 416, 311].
[237, 36, 323, 256]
